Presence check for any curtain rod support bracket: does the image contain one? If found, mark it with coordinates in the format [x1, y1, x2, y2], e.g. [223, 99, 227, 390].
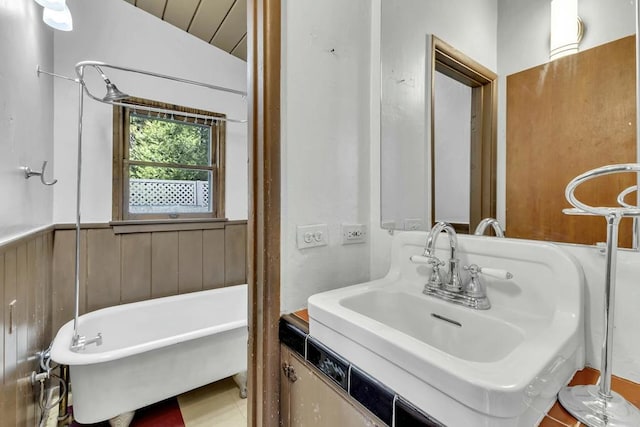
[36, 65, 79, 83]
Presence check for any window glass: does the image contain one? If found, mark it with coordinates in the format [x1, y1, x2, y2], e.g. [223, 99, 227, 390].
[129, 114, 211, 166]
[113, 98, 225, 220]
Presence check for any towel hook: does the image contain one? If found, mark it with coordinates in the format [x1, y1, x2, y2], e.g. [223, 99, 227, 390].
[22, 161, 58, 186]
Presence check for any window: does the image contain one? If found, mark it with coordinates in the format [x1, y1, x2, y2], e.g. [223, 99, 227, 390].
[113, 98, 225, 220]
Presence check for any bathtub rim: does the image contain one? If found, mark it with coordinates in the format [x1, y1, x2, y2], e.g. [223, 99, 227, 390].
[50, 284, 248, 366]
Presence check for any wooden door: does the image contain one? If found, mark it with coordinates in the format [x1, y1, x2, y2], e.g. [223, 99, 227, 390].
[506, 36, 636, 245]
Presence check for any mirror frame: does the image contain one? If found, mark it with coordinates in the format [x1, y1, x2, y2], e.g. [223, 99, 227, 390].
[430, 36, 498, 233]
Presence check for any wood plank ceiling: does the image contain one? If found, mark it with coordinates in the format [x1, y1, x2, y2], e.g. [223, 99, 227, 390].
[124, 0, 247, 61]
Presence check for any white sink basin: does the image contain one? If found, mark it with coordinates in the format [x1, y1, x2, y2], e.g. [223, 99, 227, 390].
[340, 289, 525, 363]
[308, 232, 585, 427]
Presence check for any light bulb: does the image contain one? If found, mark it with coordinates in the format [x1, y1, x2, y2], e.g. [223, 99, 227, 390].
[43, 4, 73, 32]
[550, 0, 584, 60]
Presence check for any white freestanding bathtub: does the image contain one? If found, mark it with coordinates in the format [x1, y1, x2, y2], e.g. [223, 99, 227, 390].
[50, 284, 248, 424]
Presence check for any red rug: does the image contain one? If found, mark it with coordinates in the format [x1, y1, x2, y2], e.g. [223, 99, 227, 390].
[69, 397, 185, 427]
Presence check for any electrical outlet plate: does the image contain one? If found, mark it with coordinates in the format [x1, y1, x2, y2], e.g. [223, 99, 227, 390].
[404, 218, 424, 231]
[296, 224, 328, 249]
[342, 224, 367, 245]
[381, 221, 396, 230]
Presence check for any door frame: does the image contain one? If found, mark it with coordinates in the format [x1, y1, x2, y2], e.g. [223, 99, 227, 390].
[429, 36, 497, 233]
[247, 0, 282, 426]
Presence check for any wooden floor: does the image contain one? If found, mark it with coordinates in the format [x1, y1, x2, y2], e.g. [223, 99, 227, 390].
[542, 368, 640, 426]
[47, 377, 247, 427]
[177, 378, 247, 426]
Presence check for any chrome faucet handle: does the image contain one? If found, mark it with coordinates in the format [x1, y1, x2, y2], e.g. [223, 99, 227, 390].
[463, 264, 486, 298]
[70, 332, 102, 352]
[409, 255, 445, 267]
[411, 255, 445, 289]
[463, 264, 513, 297]
[426, 256, 445, 289]
[410, 255, 434, 264]
[472, 265, 513, 280]
[88, 332, 103, 347]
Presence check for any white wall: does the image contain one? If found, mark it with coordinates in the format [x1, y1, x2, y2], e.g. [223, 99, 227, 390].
[0, 0, 54, 243]
[280, 0, 372, 312]
[52, 0, 248, 224]
[434, 71, 471, 224]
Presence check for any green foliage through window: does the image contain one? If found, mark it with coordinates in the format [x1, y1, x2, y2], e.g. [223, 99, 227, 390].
[129, 114, 211, 181]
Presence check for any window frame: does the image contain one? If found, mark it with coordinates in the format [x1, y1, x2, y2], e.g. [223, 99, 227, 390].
[112, 97, 226, 221]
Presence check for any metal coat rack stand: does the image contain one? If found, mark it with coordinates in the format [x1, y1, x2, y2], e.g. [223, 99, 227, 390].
[558, 163, 640, 427]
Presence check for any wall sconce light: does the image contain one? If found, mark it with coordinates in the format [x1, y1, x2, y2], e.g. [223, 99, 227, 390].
[550, 0, 584, 60]
[34, 0, 65, 11]
[34, 0, 73, 32]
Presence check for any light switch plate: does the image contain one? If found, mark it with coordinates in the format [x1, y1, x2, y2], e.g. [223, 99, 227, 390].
[296, 224, 328, 249]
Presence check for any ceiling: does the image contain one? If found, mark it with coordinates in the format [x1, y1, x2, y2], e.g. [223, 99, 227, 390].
[124, 0, 247, 61]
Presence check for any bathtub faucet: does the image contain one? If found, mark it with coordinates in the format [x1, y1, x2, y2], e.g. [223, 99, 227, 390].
[71, 332, 103, 352]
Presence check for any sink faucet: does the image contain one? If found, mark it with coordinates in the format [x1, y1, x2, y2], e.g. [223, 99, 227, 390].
[424, 222, 463, 292]
[474, 218, 505, 237]
[410, 221, 513, 310]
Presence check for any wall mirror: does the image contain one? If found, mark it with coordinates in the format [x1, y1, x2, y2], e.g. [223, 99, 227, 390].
[380, 0, 637, 246]
[430, 37, 497, 234]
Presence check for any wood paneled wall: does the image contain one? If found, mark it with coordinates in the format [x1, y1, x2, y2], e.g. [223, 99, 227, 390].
[0, 229, 54, 427]
[52, 221, 247, 334]
[506, 36, 636, 246]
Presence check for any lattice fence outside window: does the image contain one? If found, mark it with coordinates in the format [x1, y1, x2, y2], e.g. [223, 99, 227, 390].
[130, 179, 210, 208]
[196, 181, 209, 207]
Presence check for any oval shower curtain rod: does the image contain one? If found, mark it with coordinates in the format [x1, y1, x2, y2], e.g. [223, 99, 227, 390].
[66, 59, 248, 353]
[74, 60, 248, 123]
